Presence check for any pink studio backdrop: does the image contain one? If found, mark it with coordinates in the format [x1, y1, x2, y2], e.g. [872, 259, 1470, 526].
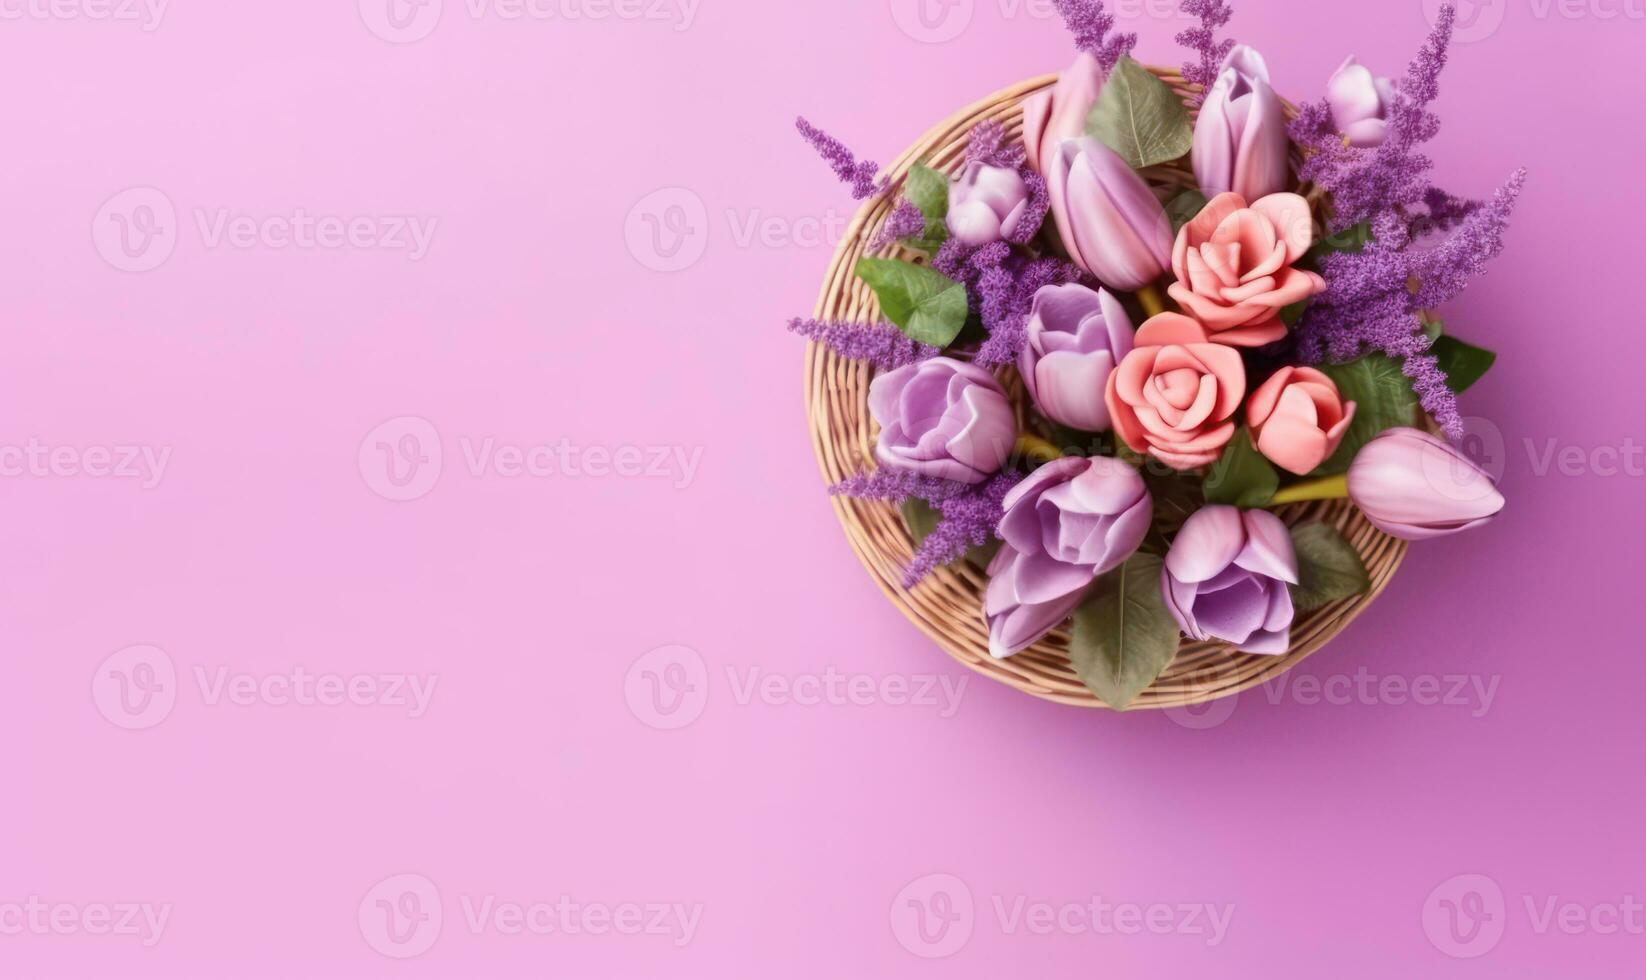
[1, 0, 1639, 976]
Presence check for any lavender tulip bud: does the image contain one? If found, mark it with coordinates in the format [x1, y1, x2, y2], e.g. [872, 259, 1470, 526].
[1021, 52, 1106, 177]
[1347, 427, 1505, 541]
[1044, 137, 1173, 291]
[868, 356, 1017, 485]
[986, 456, 1153, 659]
[1162, 506, 1298, 655]
[946, 161, 1030, 246]
[1019, 283, 1134, 433]
[1326, 56, 1396, 149]
[1192, 45, 1290, 202]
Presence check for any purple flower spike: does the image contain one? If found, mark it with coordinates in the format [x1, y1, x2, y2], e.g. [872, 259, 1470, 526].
[795, 117, 887, 200]
[1052, 0, 1137, 71]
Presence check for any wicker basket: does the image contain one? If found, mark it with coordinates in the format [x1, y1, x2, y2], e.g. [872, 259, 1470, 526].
[803, 68, 1409, 709]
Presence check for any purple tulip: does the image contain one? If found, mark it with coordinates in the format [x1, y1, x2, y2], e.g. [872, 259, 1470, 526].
[1348, 428, 1505, 540]
[1044, 137, 1173, 291]
[1326, 56, 1396, 148]
[985, 456, 1153, 659]
[1162, 506, 1297, 655]
[1192, 45, 1290, 203]
[946, 161, 1030, 246]
[868, 356, 1017, 485]
[1019, 283, 1134, 433]
[1021, 52, 1105, 176]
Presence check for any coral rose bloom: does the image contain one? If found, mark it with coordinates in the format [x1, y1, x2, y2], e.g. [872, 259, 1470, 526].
[1166, 192, 1326, 347]
[1105, 313, 1246, 470]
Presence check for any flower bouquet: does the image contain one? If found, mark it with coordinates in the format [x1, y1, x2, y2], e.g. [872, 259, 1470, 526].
[791, 1, 1516, 709]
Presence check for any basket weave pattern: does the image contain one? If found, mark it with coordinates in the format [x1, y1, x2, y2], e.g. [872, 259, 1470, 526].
[804, 70, 1408, 709]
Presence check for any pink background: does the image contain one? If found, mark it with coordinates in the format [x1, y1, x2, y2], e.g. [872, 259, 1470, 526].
[2, 0, 1640, 975]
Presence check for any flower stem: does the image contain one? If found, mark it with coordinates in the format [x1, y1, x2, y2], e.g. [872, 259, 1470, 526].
[1136, 283, 1167, 319]
[1268, 475, 1350, 506]
[1015, 434, 1064, 465]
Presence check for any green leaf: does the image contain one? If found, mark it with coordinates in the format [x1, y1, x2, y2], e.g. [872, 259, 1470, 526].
[1069, 553, 1182, 710]
[901, 498, 999, 570]
[1085, 56, 1194, 169]
[1289, 522, 1371, 612]
[901, 163, 950, 253]
[1431, 335, 1496, 394]
[1314, 354, 1420, 475]
[1203, 429, 1279, 508]
[854, 257, 968, 348]
[1420, 314, 1444, 343]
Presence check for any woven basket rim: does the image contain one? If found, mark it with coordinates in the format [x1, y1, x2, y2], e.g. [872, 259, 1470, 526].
[803, 67, 1408, 710]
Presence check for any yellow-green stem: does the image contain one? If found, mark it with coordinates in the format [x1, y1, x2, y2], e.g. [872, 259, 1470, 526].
[1268, 475, 1350, 506]
[1136, 282, 1168, 319]
[1016, 434, 1064, 465]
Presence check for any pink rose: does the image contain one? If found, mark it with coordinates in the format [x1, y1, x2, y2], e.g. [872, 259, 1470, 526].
[1166, 192, 1326, 348]
[1246, 366, 1357, 475]
[1105, 313, 1246, 470]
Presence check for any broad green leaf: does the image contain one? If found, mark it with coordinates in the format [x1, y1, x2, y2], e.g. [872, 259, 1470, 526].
[1431, 335, 1496, 394]
[901, 163, 950, 253]
[901, 498, 999, 569]
[1069, 553, 1182, 710]
[1289, 522, 1370, 612]
[854, 257, 969, 348]
[1203, 429, 1279, 508]
[1315, 354, 1420, 475]
[1085, 56, 1194, 169]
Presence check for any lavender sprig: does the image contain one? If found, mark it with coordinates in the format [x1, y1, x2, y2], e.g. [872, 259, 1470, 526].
[787, 318, 937, 370]
[829, 468, 972, 504]
[965, 119, 1026, 171]
[1052, 0, 1137, 71]
[870, 200, 929, 251]
[1176, 0, 1236, 101]
[795, 117, 888, 200]
[903, 472, 1020, 586]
